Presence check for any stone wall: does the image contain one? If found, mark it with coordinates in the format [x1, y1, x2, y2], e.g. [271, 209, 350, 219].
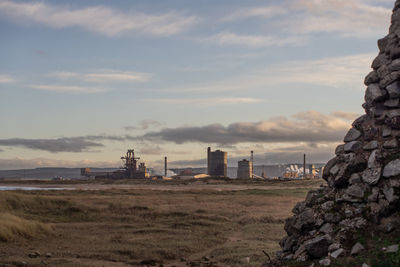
[265, 1, 400, 266]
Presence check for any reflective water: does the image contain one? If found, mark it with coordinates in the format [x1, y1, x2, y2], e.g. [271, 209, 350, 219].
[0, 186, 69, 191]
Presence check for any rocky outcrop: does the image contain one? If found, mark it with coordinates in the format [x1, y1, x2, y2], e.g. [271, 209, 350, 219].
[264, 1, 400, 266]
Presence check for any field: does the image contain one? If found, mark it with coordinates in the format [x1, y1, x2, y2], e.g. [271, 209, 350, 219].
[0, 179, 324, 266]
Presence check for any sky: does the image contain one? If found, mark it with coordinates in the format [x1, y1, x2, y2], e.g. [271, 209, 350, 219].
[0, 0, 396, 170]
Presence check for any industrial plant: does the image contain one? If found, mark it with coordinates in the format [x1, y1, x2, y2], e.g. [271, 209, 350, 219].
[80, 148, 321, 180]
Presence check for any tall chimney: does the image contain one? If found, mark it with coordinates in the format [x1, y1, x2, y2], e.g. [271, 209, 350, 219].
[303, 154, 306, 178]
[207, 147, 211, 175]
[250, 150, 254, 178]
[164, 156, 167, 177]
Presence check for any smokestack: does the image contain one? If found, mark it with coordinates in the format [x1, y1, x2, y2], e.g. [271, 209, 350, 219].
[207, 147, 211, 175]
[164, 156, 167, 177]
[250, 150, 254, 178]
[303, 154, 306, 178]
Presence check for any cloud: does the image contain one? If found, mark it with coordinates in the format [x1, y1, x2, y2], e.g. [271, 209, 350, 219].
[147, 97, 263, 106]
[30, 84, 108, 93]
[168, 53, 374, 93]
[124, 120, 163, 131]
[139, 110, 353, 145]
[204, 32, 307, 47]
[331, 111, 360, 120]
[0, 157, 120, 170]
[221, 6, 288, 22]
[291, 0, 391, 38]
[0, 0, 198, 37]
[0, 137, 104, 153]
[0, 74, 15, 83]
[48, 70, 151, 83]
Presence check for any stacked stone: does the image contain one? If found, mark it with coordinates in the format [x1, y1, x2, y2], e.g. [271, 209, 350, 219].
[270, 1, 400, 265]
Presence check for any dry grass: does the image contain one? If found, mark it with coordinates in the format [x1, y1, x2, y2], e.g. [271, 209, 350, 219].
[0, 180, 322, 266]
[0, 213, 52, 241]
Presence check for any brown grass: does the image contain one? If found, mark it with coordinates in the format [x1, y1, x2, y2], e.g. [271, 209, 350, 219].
[0, 213, 52, 241]
[0, 180, 322, 266]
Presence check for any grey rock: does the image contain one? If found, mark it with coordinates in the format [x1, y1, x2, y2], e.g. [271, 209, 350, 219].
[320, 201, 334, 211]
[365, 84, 387, 105]
[349, 173, 362, 184]
[362, 168, 382, 185]
[372, 53, 387, 69]
[292, 201, 306, 215]
[320, 223, 333, 234]
[362, 263, 370, 267]
[383, 183, 396, 202]
[323, 158, 338, 180]
[377, 65, 390, 78]
[328, 243, 341, 252]
[294, 244, 307, 259]
[344, 128, 362, 142]
[380, 71, 400, 88]
[383, 126, 392, 137]
[305, 235, 332, 258]
[330, 248, 344, 259]
[363, 141, 379, 151]
[368, 150, 380, 168]
[346, 184, 365, 198]
[319, 258, 331, 266]
[329, 164, 340, 176]
[293, 208, 315, 231]
[385, 223, 395, 233]
[385, 109, 400, 118]
[345, 209, 354, 217]
[324, 213, 341, 224]
[368, 187, 379, 202]
[283, 236, 296, 252]
[383, 159, 400, 177]
[384, 98, 400, 107]
[364, 71, 379, 85]
[386, 244, 399, 253]
[344, 141, 362, 153]
[383, 139, 398, 149]
[370, 199, 389, 215]
[350, 242, 365, 255]
[386, 81, 400, 98]
[335, 144, 345, 155]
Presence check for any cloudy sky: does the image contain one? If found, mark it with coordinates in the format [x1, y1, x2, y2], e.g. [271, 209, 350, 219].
[0, 0, 395, 170]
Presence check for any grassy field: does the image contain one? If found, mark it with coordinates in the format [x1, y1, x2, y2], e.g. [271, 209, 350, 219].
[0, 179, 323, 266]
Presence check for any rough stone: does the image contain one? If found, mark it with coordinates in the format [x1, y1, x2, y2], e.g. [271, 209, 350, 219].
[363, 141, 379, 151]
[324, 213, 341, 224]
[383, 183, 396, 203]
[383, 159, 400, 177]
[386, 244, 399, 253]
[320, 223, 333, 234]
[305, 235, 332, 259]
[368, 150, 380, 168]
[365, 71, 379, 85]
[386, 81, 400, 98]
[330, 248, 344, 259]
[349, 173, 362, 184]
[344, 141, 362, 153]
[365, 84, 387, 105]
[382, 126, 392, 137]
[319, 258, 331, 266]
[293, 208, 315, 232]
[362, 168, 382, 185]
[383, 139, 398, 149]
[350, 242, 365, 255]
[344, 128, 362, 142]
[346, 184, 365, 198]
[335, 144, 344, 155]
[384, 98, 400, 107]
[328, 243, 341, 252]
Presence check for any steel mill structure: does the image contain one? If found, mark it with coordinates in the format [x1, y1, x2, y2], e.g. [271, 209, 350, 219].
[207, 147, 228, 177]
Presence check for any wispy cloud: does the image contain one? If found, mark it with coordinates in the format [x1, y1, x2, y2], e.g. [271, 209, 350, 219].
[139, 111, 355, 145]
[221, 6, 287, 22]
[124, 120, 163, 131]
[48, 70, 151, 83]
[0, 0, 198, 37]
[204, 32, 307, 47]
[0, 74, 15, 83]
[147, 97, 263, 106]
[290, 0, 391, 38]
[168, 53, 375, 93]
[31, 84, 108, 94]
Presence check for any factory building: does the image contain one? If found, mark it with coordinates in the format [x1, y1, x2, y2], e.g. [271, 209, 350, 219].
[237, 159, 252, 179]
[207, 147, 227, 177]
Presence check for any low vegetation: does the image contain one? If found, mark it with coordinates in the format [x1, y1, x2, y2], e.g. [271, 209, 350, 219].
[0, 179, 323, 266]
